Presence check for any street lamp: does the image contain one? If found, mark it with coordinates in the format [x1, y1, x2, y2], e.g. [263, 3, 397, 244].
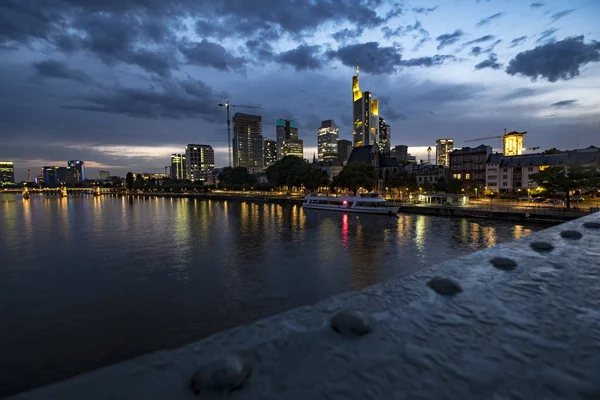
[475, 188, 478, 198]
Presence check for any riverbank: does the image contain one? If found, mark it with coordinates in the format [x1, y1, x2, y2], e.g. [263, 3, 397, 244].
[122, 192, 587, 223]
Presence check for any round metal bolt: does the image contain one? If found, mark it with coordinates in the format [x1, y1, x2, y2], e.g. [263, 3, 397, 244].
[427, 276, 462, 295]
[191, 355, 251, 394]
[489, 257, 518, 271]
[331, 309, 374, 338]
[530, 242, 554, 253]
[583, 222, 600, 229]
[560, 230, 582, 240]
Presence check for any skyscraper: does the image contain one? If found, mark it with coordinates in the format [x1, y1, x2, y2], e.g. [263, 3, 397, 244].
[391, 145, 409, 163]
[0, 161, 15, 186]
[233, 113, 264, 173]
[264, 139, 277, 167]
[436, 139, 454, 167]
[352, 63, 380, 147]
[378, 117, 391, 154]
[98, 170, 110, 180]
[276, 119, 303, 159]
[43, 166, 59, 185]
[185, 145, 214, 182]
[56, 167, 70, 183]
[337, 139, 353, 163]
[170, 154, 186, 179]
[317, 120, 339, 161]
[68, 160, 85, 181]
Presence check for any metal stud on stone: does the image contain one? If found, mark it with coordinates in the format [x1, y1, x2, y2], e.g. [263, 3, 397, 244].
[489, 257, 518, 271]
[331, 309, 373, 338]
[583, 222, 600, 229]
[427, 276, 462, 295]
[190, 355, 251, 394]
[530, 242, 554, 253]
[560, 230, 583, 240]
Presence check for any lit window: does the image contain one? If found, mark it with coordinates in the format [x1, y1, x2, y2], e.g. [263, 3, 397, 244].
[465, 173, 471, 180]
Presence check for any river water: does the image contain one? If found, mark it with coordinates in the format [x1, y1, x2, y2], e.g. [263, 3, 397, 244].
[0, 195, 548, 396]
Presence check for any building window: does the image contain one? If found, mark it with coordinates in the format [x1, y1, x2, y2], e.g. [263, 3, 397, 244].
[452, 173, 461, 180]
[465, 173, 471, 180]
[528, 167, 533, 172]
[503, 168, 508, 172]
[489, 182, 497, 187]
[418, 177, 422, 182]
[503, 175, 508, 179]
[502, 182, 508, 187]
[487, 175, 497, 180]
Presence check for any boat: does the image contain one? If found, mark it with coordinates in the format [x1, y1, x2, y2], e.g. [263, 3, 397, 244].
[302, 194, 399, 215]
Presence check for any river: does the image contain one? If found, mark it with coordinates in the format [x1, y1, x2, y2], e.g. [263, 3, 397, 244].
[0, 195, 549, 396]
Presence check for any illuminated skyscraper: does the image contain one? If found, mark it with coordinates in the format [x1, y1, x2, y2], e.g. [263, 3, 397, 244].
[233, 113, 264, 173]
[317, 120, 339, 162]
[0, 161, 15, 186]
[337, 139, 353, 163]
[43, 166, 59, 185]
[276, 119, 303, 159]
[68, 160, 85, 181]
[185, 145, 214, 182]
[263, 139, 277, 167]
[435, 139, 454, 167]
[352, 62, 379, 147]
[378, 117, 391, 154]
[170, 154, 186, 180]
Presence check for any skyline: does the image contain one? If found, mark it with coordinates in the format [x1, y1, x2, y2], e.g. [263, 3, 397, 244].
[1, 0, 600, 181]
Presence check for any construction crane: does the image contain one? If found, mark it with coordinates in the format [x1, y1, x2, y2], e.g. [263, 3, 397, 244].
[218, 100, 263, 167]
[464, 129, 537, 156]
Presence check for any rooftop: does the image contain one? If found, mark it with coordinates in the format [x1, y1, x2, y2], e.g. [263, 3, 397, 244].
[451, 145, 492, 155]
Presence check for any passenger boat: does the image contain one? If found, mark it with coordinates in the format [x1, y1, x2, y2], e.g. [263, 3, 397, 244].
[302, 194, 399, 215]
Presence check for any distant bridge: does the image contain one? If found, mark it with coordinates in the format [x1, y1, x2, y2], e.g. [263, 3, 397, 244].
[1, 187, 121, 196]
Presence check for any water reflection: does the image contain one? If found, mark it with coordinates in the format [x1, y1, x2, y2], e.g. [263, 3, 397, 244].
[0, 197, 550, 397]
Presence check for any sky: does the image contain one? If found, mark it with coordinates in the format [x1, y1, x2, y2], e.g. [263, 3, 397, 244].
[1, 0, 599, 181]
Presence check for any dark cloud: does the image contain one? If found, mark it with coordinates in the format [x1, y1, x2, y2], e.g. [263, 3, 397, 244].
[506, 36, 600, 82]
[486, 39, 502, 52]
[551, 99, 578, 107]
[476, 12, 504, 27]
[464, 35, 496, 45]
[329, 42, 402, 74]
[470, 46, 483, 56]
[550, 9, 574, 22]
[32, 60, 92, 83]
[277, 45, 323, 70]
[500, 87, 546, 101]
[245, 40, 275, 60]
[537, 28, 559, 44]
[509, 36, 527, 48]
[332, 28, 363, 43]
[410, 21, 431, 51]
[400, 55, 456, 67]
[413, 6, 438, 15]
[62, 78, 226, 121]
[436, 30, 464, 50]
[179, 40, 246, 72]
[530, 2, 545, 7]
[474, 53, 502, 70]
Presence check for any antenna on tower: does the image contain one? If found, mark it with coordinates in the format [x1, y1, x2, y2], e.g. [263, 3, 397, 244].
[356, 59, 359, 76]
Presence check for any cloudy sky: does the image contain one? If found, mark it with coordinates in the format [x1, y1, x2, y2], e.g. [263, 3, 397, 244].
[1, 0, 599, 180]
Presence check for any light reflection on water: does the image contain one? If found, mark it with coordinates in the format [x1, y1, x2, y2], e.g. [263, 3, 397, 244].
[0, 196, 548, 397]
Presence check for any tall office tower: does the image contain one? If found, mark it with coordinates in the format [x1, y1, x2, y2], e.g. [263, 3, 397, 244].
[170, 153, 187, 179]
[68, 160, 85, 181]
[435, 139, 454, 167]
[276, 119, 303, 159]
[264, 139, 277, 167]
[378, 117, 391, 154]
[317, 120, 339, 162]
[0, 161, 15, 186]
[185, 145, 214, 182]
[98, 170, 110, 180]
[352, 62, 380, 147]
[391, 145, 409, 163]
[42, 166, 59, 185]
[233, 113, 264, 173]
[56, 167, 69, 183]
[337, 139, 353, 163]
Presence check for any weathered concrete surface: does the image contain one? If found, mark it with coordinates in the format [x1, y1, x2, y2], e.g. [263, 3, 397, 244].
[10, 213, 600, 400]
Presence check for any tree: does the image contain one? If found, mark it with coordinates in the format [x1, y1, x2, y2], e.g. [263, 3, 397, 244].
[218, 167, 256, 189]
[542, 148, 562, 155]
[134, 174, 144, 190]
[389, 169, 417, 194]
[125, 172, 134, 190]
[531, 165, 600, 209]
[266, 156, 320, 191]
[333, 162, 377, 195]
